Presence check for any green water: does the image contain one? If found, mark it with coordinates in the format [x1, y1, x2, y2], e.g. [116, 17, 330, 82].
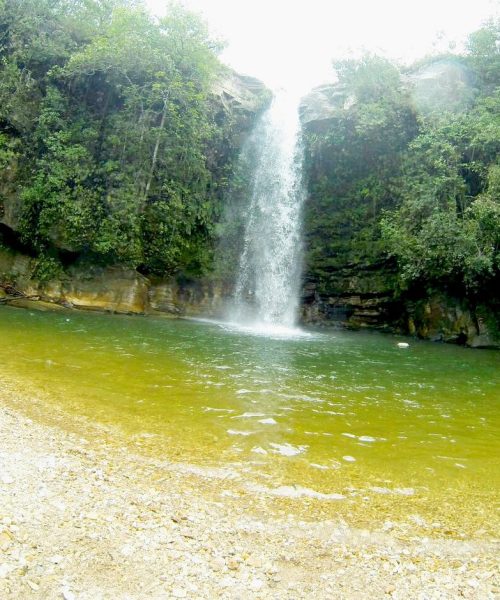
[1, 305, 499, 532]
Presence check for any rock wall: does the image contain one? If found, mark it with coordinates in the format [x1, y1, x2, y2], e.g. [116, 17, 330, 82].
[404, 295, 497, 349]
[0, 248, 228, 318]
[300, 282, 497, 348]
[297, 57, 498, 349]
[148, 278, 231, 317]
[0, 247, 497, 348]
[211, 70, 272, 146]
[300, 263, 399, 331]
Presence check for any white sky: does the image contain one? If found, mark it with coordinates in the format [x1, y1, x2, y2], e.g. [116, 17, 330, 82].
[145, 0, 499, 92]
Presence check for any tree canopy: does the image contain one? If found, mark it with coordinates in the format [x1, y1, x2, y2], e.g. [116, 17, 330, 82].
[0, 0, 231, 278]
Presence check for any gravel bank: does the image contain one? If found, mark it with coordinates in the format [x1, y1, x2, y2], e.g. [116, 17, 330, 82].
[0, 393, 498, 599]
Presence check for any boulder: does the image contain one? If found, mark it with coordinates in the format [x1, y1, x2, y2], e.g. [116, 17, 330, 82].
[408, 59, 477, 114]
[299, 84, 354, 132]
[212, 70, 271, 119]
[405, 294, 498, 348]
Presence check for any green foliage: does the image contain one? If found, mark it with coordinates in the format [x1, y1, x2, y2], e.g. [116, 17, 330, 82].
[333, 54, 402, 103]
[303, 55, 418, 290]
[32, 253, 64, 283]
[381, 88, 500, 293]
[0, 0, 229, 276]
[0, 131, 17, 167]
[305, 40, 500, 307]
[466, 19, 500, 90]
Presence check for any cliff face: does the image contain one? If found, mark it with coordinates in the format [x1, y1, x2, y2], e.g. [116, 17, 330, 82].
[2, 244, 496, 349]
[2, 48, 498, 349]
[298, 77, 409, 335]
[0, 247, 229, 317]
[298, 58, 499, 348]
[0, 70, 267, 320]
[212, 71, 272, 141]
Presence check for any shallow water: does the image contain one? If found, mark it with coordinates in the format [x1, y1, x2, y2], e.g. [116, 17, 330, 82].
[1, 306, 499, 532]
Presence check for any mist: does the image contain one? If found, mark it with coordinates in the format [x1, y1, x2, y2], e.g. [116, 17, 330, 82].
[146, 0, 498, 91]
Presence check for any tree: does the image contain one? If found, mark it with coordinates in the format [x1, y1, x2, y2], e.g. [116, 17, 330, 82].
[1, 0, 226, 276]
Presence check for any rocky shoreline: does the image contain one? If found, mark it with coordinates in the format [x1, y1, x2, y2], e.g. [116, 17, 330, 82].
[2, 244, 499, 348]
[1, 382, 498, 599]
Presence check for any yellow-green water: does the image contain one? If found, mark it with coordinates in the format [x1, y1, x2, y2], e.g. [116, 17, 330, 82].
[1, 305, 499, 533]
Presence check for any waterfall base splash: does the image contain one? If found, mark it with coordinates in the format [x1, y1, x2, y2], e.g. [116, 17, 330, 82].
[187, 316, 312, 340]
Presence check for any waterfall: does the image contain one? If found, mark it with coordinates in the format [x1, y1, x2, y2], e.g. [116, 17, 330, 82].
[230, 89, 305, 331]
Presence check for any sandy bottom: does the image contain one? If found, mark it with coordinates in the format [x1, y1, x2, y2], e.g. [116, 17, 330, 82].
[0, 381, 498, 599]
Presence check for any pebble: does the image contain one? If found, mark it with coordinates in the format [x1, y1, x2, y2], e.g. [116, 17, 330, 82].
[26, 580, 39, 591]
[247, 555, 263, 568]
[0, 403, 497, 600]
[0, 531, 12, 550]
[219, 576, 236, 588]
[211, 556, 225, 570]
[250, 577, 264, 590]
[0, 564, 14, 578]
[228, 557, 241, 570]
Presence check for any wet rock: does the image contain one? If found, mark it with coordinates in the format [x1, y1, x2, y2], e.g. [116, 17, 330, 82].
[405, 294, 499, 348]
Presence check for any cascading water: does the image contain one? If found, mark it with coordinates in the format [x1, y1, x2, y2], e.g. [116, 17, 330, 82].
[229, 89, 306, 331]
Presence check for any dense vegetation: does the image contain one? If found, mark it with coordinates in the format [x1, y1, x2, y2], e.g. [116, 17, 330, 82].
[0, 1, 498, 335]
[0, 0, 246, 279]
[303, 21, 499, 324]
